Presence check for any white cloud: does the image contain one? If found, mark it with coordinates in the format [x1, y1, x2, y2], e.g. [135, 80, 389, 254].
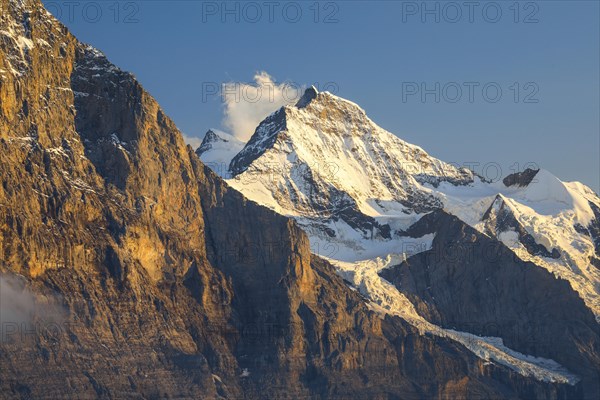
[222, 71, 303, 141]
[0, 274, 65, 330]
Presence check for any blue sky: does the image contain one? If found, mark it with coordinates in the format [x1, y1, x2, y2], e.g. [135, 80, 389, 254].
[43, 0, 599, 191]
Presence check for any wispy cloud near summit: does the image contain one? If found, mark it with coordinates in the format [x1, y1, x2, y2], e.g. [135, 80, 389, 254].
[222, 71, 301, 141]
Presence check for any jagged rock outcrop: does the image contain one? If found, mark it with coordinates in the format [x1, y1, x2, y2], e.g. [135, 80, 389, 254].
[503, 168, 540, 187]
[0, 1, 591, 399]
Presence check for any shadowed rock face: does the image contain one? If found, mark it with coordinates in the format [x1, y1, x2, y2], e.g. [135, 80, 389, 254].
[381, 210, 600, 399]
[0, 1, 590, 399]
[503, 168, 540, 187]
[574, 201, 600, 270]
[481, 195, 561, 259]
[586, 202, 600, 256]
[229, 108, 288, 177]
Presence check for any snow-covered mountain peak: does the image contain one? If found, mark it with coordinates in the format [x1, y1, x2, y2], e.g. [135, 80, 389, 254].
[231, 86, 473, 183]
[198, 83, 600, 337]
[199, 129, 222, 145]
[195, 129, 245, 178]
[496, 168, 596, 219]
[289, 88, 371, 127]
[220, 89, 478, 259]
[197, 129, 235, 154]
[228, 88, 378, 176]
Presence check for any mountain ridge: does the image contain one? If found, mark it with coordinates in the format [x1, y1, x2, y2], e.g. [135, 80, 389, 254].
[197, 87, 600, 398]
[198, 87, 600, 319]
[2, 1, 584, 398]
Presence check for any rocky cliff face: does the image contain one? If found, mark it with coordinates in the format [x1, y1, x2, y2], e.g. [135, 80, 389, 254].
[381, 210, 600, 399]
[0, 1, 589, 399]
